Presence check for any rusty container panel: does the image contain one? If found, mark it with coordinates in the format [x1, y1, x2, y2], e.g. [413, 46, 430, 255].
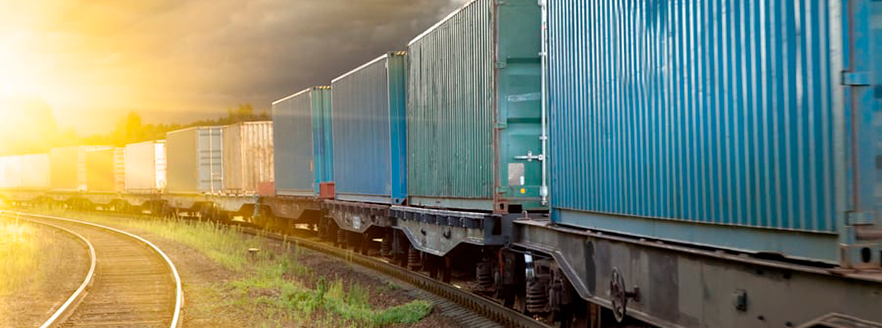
[222, 121, 274, 194]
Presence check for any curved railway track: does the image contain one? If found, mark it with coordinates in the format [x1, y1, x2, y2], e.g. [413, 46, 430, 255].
[9, 210, 549, 328]
[1, 212, 183, 328]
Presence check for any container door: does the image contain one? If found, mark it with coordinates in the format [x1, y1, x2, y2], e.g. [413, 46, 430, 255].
[155, 142, 167, 191]
[840, 0, 882, 268]
[843, 0, 881, 224]
[311, 88, 334, 194]
[495, 0, 544, 212]
[198, 127, 224, 193]
[869, 0, 882, 223]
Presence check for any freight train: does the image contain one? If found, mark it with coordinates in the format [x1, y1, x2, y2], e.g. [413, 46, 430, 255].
[1, 0, 880, 327]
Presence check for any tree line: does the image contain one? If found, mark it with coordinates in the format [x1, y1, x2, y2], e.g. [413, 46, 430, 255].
[82, 104, 270, 147]
[0, 98, 269, 156]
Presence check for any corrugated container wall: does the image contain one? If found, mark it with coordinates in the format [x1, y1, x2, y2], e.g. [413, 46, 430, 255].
[331, 53, 407, 204]
[86, 148, 116, 192]
[223, 121, 274, 194]
[125, 141, 167, 193]
[546, 0, 882, 263]
[407, 0, 543, 212]
[272, 87, 333, 197]
[0, 154, 48, 190]
[50, 146, 112, 191]
[166, 127, 224, 194]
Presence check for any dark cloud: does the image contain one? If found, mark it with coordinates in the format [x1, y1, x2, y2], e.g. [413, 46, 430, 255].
[1, 0, 470, 132]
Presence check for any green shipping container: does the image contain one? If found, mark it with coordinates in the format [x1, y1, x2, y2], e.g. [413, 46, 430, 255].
[406, 0, 543, 213]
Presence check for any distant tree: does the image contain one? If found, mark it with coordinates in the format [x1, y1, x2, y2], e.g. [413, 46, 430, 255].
[34, 103, 272, 151]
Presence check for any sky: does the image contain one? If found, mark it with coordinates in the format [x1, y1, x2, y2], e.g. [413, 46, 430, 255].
[0, 0, 469, 134]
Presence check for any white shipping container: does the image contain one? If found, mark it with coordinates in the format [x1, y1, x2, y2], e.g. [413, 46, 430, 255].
[50, 146, 112, 191]
[125, 141, 167, 193]
[20, 154, 49, 189]
[0, 156, 22, 189]
[223, 121, 274, 194]
[166, 127, 223, 194]
[0, 154, 51, 190]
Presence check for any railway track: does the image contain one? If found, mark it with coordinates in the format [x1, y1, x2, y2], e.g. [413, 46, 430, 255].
[1, 212, 183, 328]
[230, 224, 551, 328]
[10, 210, 549, 328]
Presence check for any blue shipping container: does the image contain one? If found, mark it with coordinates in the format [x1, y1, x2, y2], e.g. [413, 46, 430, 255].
[272, 87, 334, 197]
[331, 52, 407, 204]
[547, 0, 881, 264]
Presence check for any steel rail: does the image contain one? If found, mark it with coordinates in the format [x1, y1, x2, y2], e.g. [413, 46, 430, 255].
[0, 212, 98, 328]
[3, 211, 184, 328]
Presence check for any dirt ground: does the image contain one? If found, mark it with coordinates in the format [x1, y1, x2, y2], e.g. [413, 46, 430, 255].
[0, 218, 91, 327]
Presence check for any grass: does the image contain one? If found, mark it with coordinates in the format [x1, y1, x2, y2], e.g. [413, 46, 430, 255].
[0, 216, 91, 327]
[0, 219, 39, 294]
[39, 211, 432, 327]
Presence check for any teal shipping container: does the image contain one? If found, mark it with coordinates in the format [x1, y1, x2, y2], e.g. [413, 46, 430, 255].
[331, 52, 407, 204]
[272, 87, 333, 197]
[407, 0, 544, 213]
[547, 0, 882, 265]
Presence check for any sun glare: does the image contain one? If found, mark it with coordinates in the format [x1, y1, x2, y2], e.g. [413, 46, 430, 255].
[0, 44, 33, 96]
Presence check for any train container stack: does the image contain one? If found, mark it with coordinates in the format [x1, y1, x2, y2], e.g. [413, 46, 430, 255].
[504, 1, 882, 327]
[125, 140, 167, 194]
[272, 86, 333, 197]
[166, 126, 224, 194]
[320, 52, 407, 251]
[330, 53, 407, 205]
[406, 0, 543, 213]
[49, 146, 113, 192]
[84, 147, 119, 193]
[0, 156, 22, 190]
[260, 87, 333, 226]
[0, 154, 49, 204]
[222, 121, 274, 195]
[377, 0, 545, 280]
[544, 0, 881, 267]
